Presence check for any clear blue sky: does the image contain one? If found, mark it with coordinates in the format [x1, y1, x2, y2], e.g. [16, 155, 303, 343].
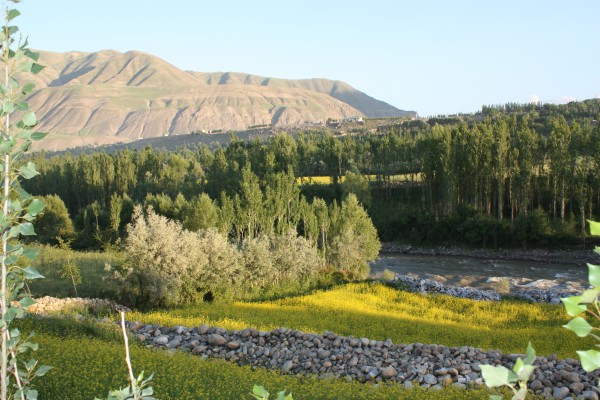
[15, 0, 600, 116]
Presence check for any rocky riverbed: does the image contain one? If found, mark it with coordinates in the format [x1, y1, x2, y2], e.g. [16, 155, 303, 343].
[380, 243, 600, 265]
[391, 274, 578, 304]
[130, 322, 599, 400]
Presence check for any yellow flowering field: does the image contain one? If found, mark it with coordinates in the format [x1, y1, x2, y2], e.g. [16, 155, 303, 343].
[31, 331, 505, 400]
[131, 282, 590, 358]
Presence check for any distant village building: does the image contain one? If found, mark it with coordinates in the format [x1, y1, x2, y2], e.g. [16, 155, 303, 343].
[343, 116, 364, 124]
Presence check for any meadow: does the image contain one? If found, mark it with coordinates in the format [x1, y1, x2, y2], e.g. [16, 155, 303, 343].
[22, 247, 587, 399]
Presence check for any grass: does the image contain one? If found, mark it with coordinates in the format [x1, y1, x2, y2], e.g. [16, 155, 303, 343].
[19, 317, 507, 400]
[27, 245, 123, 299]
[130, 282, 591, 358]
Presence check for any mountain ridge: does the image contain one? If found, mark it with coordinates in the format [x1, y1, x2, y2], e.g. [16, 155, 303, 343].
[21, 49, 416, 150]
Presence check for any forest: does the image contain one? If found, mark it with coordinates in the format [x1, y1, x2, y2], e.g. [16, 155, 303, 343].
[23, 98, 600, 252]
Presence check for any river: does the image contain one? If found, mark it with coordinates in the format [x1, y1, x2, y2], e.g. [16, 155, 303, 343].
[370, 253, 588, 292]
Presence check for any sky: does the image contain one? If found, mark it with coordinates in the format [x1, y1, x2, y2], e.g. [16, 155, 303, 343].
[15, 0, 600, 117]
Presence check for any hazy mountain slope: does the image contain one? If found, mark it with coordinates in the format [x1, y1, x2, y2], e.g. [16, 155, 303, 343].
[19, 50, 414, 150]
[190, 72, 414, 118]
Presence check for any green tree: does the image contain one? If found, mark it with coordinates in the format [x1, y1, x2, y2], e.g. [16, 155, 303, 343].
[183, 193, 218, 232]
[35, 194, 75, 245]
[341, 170, 371, 208]
[327, 194, 380, 279]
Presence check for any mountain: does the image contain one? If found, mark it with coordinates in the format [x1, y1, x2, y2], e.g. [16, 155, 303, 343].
[20, 50, 416, 150]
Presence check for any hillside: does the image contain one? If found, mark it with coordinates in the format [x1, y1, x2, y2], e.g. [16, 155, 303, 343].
[20, 50, 415, 150]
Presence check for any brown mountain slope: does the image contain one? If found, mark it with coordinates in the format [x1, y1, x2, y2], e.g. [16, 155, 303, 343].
[20, 50, 415, 150]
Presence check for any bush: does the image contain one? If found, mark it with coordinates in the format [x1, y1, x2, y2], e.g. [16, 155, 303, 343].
[270, 230, 324, 286]
[113, 206, 208, 308]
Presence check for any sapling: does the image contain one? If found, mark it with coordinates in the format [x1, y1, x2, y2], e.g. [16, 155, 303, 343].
[0, 1, 52, 399]
[560, 219, 600, 388]
[480, 342, 537, 400]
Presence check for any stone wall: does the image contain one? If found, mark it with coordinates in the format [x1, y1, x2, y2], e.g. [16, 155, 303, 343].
[130, 322, 599, 400]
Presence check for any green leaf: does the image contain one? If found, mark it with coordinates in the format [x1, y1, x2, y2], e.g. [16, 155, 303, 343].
[561, 296, 587, 316]
[7, 9, 20, 21]
[252, 385, 269, 399]
[19, 297, 35, 309]
[21, 111, 36, 127]
[0, 140, 13, 154]
[26, 198, 44, 216]
[589, 220, 600, 236]
[515, 363, 536, 381]
[10, 199, 22, 213]
[4, 307, 17, 323]
[577, 349, 600, 372]
[17, 61, 32, 73]
[523, 342, 535, 365]
[480, 364, 511, 388]
[511, 387, 528, 400]
[22, 247, 38, 260]
[24, 49, 39, 61]
[23, 266, 43, 280]
[9, 328, 19, 337]
[564, 317, 594, 337]
[31, 131, 47, 141]
[30, 63, 44, 75]
[15, 101, 28, 111]
[18, 161, 39, 179]
[9, 225, 21, 238]
[2, 99, 14, 114]
[490, 396, 503, 400]
[589, 264, 600, 287]
[579, 288, 600, 304]
[35, 365, 51, 377]
[19, 222, 35, 236]
[21, 82, 34, 95]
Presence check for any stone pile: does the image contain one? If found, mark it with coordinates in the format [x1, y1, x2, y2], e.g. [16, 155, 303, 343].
[391, 274, 575, 304]
[27, 296, 116, 315]
[129, 322, 600, 400]
[392, 275, 501, 301]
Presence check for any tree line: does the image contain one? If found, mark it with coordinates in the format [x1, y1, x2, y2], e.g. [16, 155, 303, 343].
[24, 99, 600, 249]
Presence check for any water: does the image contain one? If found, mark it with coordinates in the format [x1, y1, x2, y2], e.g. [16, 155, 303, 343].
[370, 253, 588, 292]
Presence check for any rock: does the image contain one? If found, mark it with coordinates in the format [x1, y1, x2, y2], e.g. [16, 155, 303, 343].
[582, 391, 599, 400]
[403, 381, 414, 389]
[380, 366, 397, 378]
[226, 341, 240, 350]
[192, 345, 207, 354]
[153, 336, 169, 345]
[282, 361, 294, 372]
[135, 334, 146, 342]
[438, 375, 453, 386]
[553, 387, 571, 400]
[423, 374, 437, 385]
[207, 334, 227, 346]
[529, 379, 543, 390]
[197, 324, 210, 334]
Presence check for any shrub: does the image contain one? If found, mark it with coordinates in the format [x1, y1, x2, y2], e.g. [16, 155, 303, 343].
[270, 230, 324, 286]
[113, 206, 208, 308]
